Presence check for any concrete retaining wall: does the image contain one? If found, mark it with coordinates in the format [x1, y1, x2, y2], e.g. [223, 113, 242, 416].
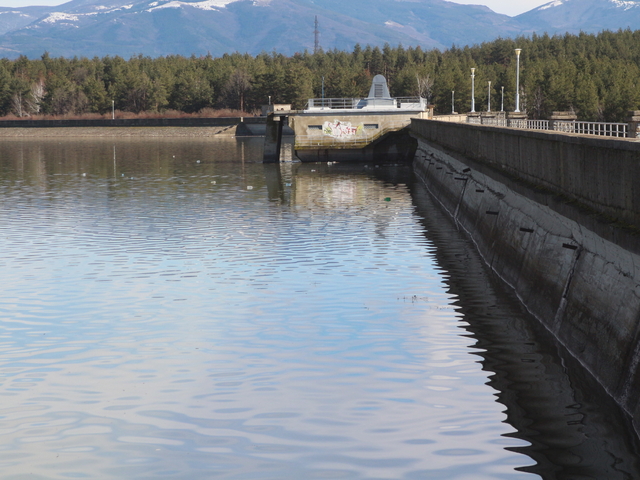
[410, 119, 640, 434]
[0, 117, 266, 129]
[411, 119, 640, 229]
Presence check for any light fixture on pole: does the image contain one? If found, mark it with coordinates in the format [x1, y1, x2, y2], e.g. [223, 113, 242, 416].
[470, 68, 475, 113]
[488, 81, 491, 112]
[452, 90, 455, 114]
[501, 86, 504, 112]
[515, 49, 522, 113]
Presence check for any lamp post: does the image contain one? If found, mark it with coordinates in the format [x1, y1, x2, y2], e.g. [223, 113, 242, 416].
[452, 90, 455, 114]
[470, 68, 475, 113]
[515, 48, 522, 113]
[112, 100, 115, 120]
[488, 81, 491, 112]
[501, 86, 504, 112]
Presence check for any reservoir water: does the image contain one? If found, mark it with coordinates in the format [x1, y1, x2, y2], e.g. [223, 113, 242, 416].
[0, 136, 639, 479]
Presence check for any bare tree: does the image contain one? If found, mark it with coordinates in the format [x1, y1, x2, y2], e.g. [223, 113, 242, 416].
[531, 86, 544, 119]
[11, 91, 25, 117]
[25, 79, 45, 115]
[50, 86, 88, 115]
[416, 74, 434, 103]
[223, 69, 252, 111]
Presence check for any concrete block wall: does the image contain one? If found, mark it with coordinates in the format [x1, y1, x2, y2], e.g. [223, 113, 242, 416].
[411, 123, 640, 434]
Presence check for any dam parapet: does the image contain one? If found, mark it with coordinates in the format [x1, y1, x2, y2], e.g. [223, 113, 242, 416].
[411, 119, 640, 231]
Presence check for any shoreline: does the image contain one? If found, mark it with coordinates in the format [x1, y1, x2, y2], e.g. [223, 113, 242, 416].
[0, 116, 270, 137]
[0, 126, 241, 137]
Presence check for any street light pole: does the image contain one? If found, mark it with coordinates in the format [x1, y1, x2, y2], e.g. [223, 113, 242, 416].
[488, 81, 491, 112]
[452, 90, 455, 114]
[515, 48, 522, 113]
[470, 68, 475, 113]
[501, 86, 504, 112]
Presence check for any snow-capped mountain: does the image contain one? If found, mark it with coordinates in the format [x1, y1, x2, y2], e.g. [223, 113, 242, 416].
[0, 0, 637, 59]
[0, 6, 54, 36]
[516, 0, 640, 33]
[0, 0, 527, 58]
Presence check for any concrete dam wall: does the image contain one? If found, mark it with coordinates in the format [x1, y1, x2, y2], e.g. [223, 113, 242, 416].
[0, 117, 270, 136]
[410, 119, 640, 433]
[0, 117, 266, 129]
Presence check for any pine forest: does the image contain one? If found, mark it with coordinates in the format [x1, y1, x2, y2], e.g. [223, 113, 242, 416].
[2, 29, 640, 122]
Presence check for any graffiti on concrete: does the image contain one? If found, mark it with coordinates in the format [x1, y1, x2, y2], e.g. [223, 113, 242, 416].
[323, 120, 363, 138]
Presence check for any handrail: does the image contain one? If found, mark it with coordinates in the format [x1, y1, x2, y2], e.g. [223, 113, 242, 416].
[467, 116, 629, 138]
[527, 120, 549, 130]
[305, 98, 360, 110]
[305, 96, 427, 111]
[573, 121, 627, 137]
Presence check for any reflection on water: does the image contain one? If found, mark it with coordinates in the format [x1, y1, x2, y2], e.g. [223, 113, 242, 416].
[0, 137, 638, 479]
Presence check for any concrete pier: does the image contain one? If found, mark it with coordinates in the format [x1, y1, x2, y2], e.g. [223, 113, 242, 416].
[410, 119, 640, 434]
[265, 75, 430, 163]
[263, 113, 285, 163]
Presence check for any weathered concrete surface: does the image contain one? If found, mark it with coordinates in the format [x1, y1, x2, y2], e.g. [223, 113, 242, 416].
[410, 120, 640, 434]
[263, 113, 285, 163]
[295, 128, 418, 164]
[0, 126, 236, 137]
[409, 173, 640, 476]
[411, 119, 640, 229]
[291, 111, 427, 160]
[0, 117, 270, 137]
[0, 117, 266, 128]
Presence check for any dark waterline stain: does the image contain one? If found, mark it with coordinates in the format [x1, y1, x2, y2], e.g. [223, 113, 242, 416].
[407, 168, 640, 480]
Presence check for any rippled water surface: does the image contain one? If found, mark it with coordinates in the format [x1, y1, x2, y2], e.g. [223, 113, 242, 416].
[0, 137, 639, 479]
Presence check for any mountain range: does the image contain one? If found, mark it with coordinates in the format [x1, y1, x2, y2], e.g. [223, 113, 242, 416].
[0, 0, 638, 59]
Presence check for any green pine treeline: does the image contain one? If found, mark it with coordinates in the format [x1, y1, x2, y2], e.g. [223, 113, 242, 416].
[1, 29, 639, 122]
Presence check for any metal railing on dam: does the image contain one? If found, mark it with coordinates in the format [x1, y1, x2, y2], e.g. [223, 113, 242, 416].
[410, 117, 640, 437]
[415, 118, 640, 227]
[305, 97, 427, 111]
[467, 115, 629, 137]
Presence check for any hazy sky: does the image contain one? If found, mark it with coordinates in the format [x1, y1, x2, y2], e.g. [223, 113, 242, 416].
[0, 0, 551, 16]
